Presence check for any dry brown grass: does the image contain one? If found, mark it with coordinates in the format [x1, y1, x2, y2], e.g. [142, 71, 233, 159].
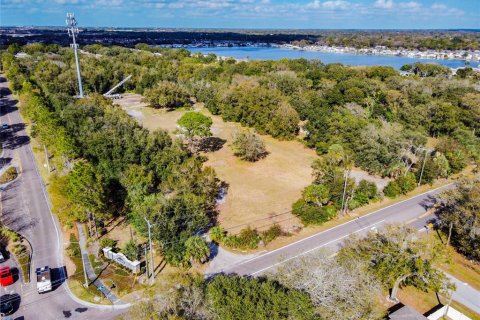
[398, 286, 480, 320]
[116, 94, 317, 234]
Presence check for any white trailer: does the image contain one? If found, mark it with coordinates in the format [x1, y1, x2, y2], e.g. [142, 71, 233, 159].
[36, 266, 52, 293]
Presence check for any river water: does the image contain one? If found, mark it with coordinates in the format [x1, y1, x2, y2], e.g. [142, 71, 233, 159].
[187, 46, 479, 69]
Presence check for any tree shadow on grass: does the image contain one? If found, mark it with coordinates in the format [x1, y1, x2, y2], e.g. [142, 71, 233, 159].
[199, 137, 227, 153]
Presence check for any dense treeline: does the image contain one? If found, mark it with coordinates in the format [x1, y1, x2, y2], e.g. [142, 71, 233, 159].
[293, 31, 480, 51]
[1, 46, 220, 266]
[3, 28, 480, 51]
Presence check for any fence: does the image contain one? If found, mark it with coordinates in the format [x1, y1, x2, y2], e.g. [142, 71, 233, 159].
[427, 306, 472, 320]
[102, 247, 141, 273]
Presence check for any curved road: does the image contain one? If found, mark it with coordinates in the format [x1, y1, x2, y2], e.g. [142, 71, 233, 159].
[0, 75, 127, 319]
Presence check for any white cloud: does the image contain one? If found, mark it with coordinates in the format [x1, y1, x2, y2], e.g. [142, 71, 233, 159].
[305, 0, 350, 10]
[374, 0, 393, 9]
[399, 1, 421, 10]
[322, 0, 349, 10]
[431, 3, 447, 10]
[430, 3, 464, 16]
[54, 0, 80, 4]
[305, 0, 321, 10]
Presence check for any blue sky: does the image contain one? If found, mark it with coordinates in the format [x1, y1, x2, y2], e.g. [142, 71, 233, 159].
[1, 0, 479, 29]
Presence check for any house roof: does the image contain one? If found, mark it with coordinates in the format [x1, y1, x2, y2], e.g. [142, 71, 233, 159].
[389, 304, 428, 320]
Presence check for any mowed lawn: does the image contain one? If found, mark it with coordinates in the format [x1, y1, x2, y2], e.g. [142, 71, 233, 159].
[116, 94, 317, 233]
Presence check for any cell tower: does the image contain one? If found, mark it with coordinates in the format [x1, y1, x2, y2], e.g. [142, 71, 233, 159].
[66, 13, 84, 98]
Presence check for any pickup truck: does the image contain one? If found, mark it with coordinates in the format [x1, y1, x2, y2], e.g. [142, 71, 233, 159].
[0, 267, 13, 287]
[36, 266, 52, 293]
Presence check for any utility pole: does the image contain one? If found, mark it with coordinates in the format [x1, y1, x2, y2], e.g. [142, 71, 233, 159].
[66, 13, 84, 98]
[43, 144, 51, 173]
[418, 148, 429, 187]
[340, 170, 349, 215]
[144, 217, 155, 285]
[144, 244, 149, 283]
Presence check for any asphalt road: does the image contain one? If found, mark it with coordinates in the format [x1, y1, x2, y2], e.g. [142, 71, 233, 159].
[223, 186, 448, 276]
[0, 75, 126, 319]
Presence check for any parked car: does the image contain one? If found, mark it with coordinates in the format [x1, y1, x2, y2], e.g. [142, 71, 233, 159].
[1, 124, 9, 130]
[0, 251, 5, 263]
[0, 296, 13, 316]
[0, 267, 14, 287]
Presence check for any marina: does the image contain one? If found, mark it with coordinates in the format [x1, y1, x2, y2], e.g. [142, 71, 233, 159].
[187, 45, 480, 69]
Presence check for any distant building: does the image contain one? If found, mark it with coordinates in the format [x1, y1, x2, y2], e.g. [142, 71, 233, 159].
[14, 52, 28, 59]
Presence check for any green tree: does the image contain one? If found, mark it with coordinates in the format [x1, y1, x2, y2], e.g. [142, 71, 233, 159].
[339, 225, 451, 301]
[178, 112, 212, 138]
[292, 199, 337, 225]
[184, 235, 210, 264]
[65, 160, 108, 221]
[396, 172, 417, 194]
[177, 112, 213, 153]
[143, 80, 190, 109]
[350, 180, 378, 209]
[302, 184, 331, 206]
[206, 275, 316, 320]
[122, 240, 138, 261]
[230, 130, 267, 162]
[437, 176, 480, 261]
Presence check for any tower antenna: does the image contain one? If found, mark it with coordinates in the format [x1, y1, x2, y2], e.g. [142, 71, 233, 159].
[66, 12, 84, 98]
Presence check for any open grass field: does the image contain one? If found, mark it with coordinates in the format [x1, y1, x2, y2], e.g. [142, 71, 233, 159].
[116, 93, 317, 233]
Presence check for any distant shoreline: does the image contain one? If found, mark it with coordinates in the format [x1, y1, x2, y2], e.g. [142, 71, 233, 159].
[277, 44, 480, 62]
[161, 43, 480, 62]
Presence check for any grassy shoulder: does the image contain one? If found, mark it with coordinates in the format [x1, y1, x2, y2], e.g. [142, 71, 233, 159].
[427, 231, 480, 291]
[65, 234, 112, 305]
[1, 227, 31, 283]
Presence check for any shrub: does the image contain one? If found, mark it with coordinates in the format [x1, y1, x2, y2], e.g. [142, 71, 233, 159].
[383, 181, 401, 198]
[261, 224, 283, 244]
[231, 130, 267, 162]
[236, 227, 261, 249]
[223, 235, 241, 248]
[292, 199, 337, 225]
[222, 227, 261, 250]
[396, 172, 417, 194]
[210, 226, 225, 243]
[67, 234, 81, 258]
[352, 180, 378, 207]
[122, 240, 138, 261]
[100, 237, 117, 250]
[436, 138, 468, 173]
